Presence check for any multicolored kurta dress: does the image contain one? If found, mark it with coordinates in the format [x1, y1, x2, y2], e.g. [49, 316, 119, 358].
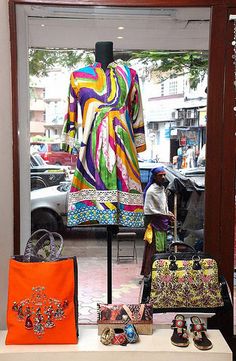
[61, 62, 146, 227]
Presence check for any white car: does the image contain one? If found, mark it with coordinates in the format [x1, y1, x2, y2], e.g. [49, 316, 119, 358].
[31, 182, 70, 232]
[31, 163, 203, 233]
[31, 153, 70, 190]
[31, 163, 165, 232]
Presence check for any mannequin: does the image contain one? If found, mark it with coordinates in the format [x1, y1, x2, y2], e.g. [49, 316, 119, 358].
[62, 41, 146, 301]
[62, 41, 145, 228]
[95, 41, 114, 70]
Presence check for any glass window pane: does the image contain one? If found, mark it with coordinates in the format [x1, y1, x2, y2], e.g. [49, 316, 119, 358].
[24, 5, 210, 324]
[51, 144, 60, 152]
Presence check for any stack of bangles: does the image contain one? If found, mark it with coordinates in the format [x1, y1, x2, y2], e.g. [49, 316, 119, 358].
[100, 324, 139, 346]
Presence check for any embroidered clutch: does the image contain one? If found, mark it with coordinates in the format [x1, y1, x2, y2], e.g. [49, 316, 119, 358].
[97, 303, 153, 335]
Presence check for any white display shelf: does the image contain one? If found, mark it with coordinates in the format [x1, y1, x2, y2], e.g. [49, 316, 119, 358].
[0, 326, 232, 361]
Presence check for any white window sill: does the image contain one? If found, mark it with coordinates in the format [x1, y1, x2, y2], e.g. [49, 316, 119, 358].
[0, 325, 232, 361]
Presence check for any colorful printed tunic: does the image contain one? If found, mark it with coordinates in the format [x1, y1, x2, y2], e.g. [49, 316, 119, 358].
[61, 62, 146, 227]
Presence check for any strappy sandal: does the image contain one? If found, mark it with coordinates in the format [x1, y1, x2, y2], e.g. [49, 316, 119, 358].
[171, 314, 189, 347]
[190, 316, 212, 350]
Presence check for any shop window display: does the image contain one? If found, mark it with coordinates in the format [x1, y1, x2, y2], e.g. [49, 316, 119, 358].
[13, 4, 236, 352]
[25, 9, 210, 325]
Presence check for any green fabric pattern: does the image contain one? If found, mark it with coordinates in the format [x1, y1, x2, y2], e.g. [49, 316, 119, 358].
[154, 230, 167, 252]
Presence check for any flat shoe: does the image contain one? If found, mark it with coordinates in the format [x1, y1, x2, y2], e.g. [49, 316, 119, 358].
[171, 314, 189, 347]
[190, 316, 212, 350]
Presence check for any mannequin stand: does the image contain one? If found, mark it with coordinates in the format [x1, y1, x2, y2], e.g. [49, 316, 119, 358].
[69, 224, 118, 304]
[106, 225, 119, 303]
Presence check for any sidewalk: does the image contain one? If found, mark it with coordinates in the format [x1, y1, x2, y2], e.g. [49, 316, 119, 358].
[62, 229, 145, 323]
[62, 228, 174, 325]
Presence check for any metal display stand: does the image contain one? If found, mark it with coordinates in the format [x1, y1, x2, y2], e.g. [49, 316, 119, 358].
[106, 225, 119, 304]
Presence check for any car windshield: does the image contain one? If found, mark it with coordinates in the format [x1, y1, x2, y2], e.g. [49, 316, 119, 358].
[51, 143, 61, 152]
[32, 153, 47, 166]
[38, 143, 48, 152]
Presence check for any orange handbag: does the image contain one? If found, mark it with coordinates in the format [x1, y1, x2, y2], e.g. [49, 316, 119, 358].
[5, 230, 78, 345]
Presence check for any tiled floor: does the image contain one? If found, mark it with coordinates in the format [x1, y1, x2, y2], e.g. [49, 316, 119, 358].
[62, 227, 175, 326]
[62, 228, 144, 323]
[78, 258, 143, 323]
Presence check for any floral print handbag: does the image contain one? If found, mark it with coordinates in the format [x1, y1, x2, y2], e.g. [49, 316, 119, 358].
[149, 242, 225, 313]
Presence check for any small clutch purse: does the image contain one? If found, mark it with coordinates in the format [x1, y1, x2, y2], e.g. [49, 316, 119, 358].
[97, 303, 153, 335]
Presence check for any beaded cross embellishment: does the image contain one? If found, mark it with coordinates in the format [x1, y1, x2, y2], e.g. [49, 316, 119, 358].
[12, 286, 69, 338]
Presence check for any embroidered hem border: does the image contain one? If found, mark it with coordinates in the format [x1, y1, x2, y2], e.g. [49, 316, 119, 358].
[68, 189, 143, 206]
[67, 207, 144, 227]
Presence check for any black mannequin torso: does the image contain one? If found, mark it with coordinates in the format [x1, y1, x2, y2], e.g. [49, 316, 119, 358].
[95, 41, 114, 71]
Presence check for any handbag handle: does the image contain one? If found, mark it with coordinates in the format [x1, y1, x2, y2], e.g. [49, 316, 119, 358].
[33, 231, 64, 259]
[24, 229, 63, 262]
[168, 241, 196, 254]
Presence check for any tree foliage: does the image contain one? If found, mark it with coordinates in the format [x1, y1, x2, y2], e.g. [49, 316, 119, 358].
[130, 51, 208, 89]
[29, 49, 94, 77]
[29, 49, 208, 89]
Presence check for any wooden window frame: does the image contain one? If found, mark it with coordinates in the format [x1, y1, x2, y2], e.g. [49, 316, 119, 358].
[8, 0, 236, 350]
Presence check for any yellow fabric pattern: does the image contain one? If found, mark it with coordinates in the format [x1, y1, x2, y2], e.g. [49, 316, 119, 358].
[150, 258, 224, 309]
[143, 223, 153, 244]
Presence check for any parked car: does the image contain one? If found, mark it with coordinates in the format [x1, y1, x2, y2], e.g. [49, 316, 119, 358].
[30, 141, 78, 169]
[31, 153, 70, 190]
[31, 163, 204, 233]
[31, 182, 70, 232]
[31, 163, 164, 232]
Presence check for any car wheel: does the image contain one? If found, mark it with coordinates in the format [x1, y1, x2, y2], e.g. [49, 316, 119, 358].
[31, 178, 47, 191]
[31, 209, 63, 233]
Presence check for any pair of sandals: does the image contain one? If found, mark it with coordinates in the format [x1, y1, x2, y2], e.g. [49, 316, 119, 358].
[171, 314, 212, 350]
